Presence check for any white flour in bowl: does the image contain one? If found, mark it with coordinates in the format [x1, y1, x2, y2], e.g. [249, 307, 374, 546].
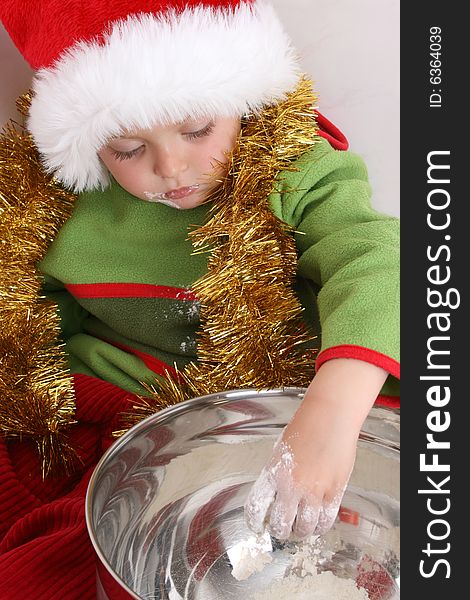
[231, 534, 371, 600]
[251, 569, 369, 600]
[228, 532, 273, 581]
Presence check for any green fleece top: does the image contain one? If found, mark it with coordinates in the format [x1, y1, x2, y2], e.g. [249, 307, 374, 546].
[39, 138, 400, 398]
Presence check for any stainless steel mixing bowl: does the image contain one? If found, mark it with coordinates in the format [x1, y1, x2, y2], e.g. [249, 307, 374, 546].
[86, 388, 400, 599]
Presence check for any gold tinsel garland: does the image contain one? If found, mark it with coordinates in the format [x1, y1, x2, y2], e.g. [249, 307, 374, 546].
[117, 77, 320, 432]
[0, 95, 77, 475]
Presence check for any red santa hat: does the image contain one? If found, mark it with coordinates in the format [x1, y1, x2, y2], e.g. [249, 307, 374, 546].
[1, 0, 301, 192]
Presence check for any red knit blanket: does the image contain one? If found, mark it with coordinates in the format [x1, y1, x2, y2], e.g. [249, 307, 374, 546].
[0, 374, 134, 600]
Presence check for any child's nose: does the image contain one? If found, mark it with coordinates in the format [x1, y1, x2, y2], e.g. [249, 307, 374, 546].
[152, 148, 188, 178]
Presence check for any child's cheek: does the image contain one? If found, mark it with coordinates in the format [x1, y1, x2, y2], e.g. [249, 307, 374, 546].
[112, 162, 132, 186]
[204, 137, 235, 169]
[110, 162, 146, 197]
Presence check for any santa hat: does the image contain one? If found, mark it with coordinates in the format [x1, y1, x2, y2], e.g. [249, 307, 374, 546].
[1, 0, 301, 192]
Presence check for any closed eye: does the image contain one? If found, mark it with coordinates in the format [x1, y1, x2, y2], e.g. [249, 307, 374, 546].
[111, 146, 144, 161]
[184, 121, 215, 140]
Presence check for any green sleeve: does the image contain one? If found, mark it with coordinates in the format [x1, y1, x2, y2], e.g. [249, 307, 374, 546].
[269, 138, 399, 393]
[39, 273, 89, 341]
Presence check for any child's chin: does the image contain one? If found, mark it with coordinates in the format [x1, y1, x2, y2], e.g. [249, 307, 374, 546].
[176, 195, 206, 210]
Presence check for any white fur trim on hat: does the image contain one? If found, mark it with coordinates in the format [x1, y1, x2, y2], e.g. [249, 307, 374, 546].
[27, 1, 301, 193]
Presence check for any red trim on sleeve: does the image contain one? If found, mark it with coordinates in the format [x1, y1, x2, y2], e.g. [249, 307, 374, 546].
[316, 345, 400, 380]
[65, 282, 197, 301]
[315, 111, 349, 151]
[96, 337, 179, 379]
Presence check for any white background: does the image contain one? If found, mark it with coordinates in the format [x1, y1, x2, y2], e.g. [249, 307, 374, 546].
[0, 0, 399, 216]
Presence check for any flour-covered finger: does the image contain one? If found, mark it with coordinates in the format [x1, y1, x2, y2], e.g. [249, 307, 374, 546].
[292, 496, 320, 540]
[315, 491, 342, 535]
[244, 469, 276, 534]
[268, 492, 299, 540]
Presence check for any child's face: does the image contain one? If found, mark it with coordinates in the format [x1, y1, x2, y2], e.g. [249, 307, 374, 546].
[98, 117, 241, 209]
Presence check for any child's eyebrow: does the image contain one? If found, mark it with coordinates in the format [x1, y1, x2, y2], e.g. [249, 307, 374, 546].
[106, 135, 144, 146]
[110, 134, 140, 141]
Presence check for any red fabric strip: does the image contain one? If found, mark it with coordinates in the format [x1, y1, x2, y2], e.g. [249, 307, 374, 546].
[316, 345, 401, 381]
[97, 337, 178, 380]
[65, 282, 197, 301]
[315, 111, 349, 151]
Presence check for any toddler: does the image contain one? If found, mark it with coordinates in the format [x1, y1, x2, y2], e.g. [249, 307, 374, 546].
[0, 0, 399, 596]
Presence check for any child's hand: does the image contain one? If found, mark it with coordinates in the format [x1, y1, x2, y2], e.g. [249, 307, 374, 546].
[244, 358, 388, 540]
[244, 406, 357, 539]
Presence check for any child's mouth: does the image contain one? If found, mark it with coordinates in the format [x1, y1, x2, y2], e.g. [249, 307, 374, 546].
[144, 185, 200, 203]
